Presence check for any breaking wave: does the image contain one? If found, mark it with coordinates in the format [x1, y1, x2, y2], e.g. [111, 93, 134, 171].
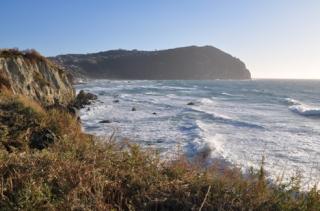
[286, 98, 320, 117]
[289, 105, 320, 117]
[195, 121, 226, 158]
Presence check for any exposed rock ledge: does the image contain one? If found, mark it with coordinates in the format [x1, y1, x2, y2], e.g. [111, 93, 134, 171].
[0, 49, 75, 106]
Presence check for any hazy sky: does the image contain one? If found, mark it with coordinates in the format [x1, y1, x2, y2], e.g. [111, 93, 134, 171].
[1, 0, 319, 79]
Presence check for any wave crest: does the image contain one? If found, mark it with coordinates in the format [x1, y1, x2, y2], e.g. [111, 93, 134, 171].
[193, 99, 264, 129]
[289, 105, 320, 117]
[195, 121, 226, 158]
[285, 98, 320, 117]
[285, 98, 301, 105]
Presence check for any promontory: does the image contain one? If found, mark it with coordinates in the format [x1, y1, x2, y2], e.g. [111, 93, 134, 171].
[51, 46, 251, 80]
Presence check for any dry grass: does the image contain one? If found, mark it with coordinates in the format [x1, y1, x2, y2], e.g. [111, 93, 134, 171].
[0, 96, 319, 210]
[0, 49, 57, 69]
[0, 75, 11, 91]
[0, 48, 21, 57]
[14, 95, 45, 115]
[0, 49, 46, 63]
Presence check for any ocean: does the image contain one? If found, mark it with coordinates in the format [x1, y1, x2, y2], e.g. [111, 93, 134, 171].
[75, 80, 320, 189]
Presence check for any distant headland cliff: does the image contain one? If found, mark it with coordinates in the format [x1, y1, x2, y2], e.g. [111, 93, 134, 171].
[51, 46, 251, 80]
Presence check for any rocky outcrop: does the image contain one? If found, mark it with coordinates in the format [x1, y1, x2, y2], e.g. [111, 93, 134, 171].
[51, 46, 251, 80]
[0, 49, 75, 106]
[73, 90, 98, 109]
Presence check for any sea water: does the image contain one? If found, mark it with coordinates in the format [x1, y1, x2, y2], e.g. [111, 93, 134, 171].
[75, 80, 320, 189]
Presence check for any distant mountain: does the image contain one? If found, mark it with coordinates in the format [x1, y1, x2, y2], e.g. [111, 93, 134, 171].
[50, 46, 251, 80]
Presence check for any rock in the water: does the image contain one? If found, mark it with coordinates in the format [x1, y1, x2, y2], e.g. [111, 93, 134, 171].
[73, 90, 98, 109]
[29, 129, 57, 150]
[131, 107, 136, 111]
[113, 99, 119, 103]
[187, 102, 195, 106]
[99, 120, 112, 124]
[152, 112, 157, 115]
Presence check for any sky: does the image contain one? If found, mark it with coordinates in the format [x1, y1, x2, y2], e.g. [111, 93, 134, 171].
[0, 0, 319, 79]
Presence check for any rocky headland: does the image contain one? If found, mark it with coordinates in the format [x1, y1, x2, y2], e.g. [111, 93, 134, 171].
[51, 46, 251, 80]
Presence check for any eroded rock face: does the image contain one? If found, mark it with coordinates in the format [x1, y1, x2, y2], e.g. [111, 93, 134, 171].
[0, 50, 75, 106]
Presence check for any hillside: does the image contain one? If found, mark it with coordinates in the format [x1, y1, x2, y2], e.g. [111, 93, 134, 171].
[51, 46, 251, 80]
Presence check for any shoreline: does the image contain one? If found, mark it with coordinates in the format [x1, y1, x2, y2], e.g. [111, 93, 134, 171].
[76, 79, 320, 192]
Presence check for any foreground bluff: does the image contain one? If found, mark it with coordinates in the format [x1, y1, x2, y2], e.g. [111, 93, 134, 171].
[0, 49, 75, 106]
[51, 46, 251, 80]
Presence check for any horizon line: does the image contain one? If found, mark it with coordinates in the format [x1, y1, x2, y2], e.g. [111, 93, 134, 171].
[253, 77, 320, 80]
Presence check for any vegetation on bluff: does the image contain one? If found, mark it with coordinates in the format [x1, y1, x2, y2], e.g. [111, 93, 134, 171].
[0, 91, 319, 210]
[0, 49, 51, 64]
[0, 49, 75, 107]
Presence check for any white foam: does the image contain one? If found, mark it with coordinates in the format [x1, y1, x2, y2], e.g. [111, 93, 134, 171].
[289, 105, 320, 117]
[285, 98, 320, 117]
[76, 80, 320, 190]
[196, 121, 226, 158]
[193, 99, 264, 129]
[285, 98, 301, 105]
[221, 92, 240, 97]
[166, 94, 178, 98]
[199, 98, 216, 105]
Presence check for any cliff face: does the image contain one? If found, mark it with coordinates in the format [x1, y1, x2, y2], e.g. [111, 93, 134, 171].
[51, 46, 251, 80]
[0, 49, 75, 106]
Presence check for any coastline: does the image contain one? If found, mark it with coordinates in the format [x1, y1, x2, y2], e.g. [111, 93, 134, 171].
[0, 50, 319, 209]
[1, 82, 319, 210]
[76, 79, 320, 191]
